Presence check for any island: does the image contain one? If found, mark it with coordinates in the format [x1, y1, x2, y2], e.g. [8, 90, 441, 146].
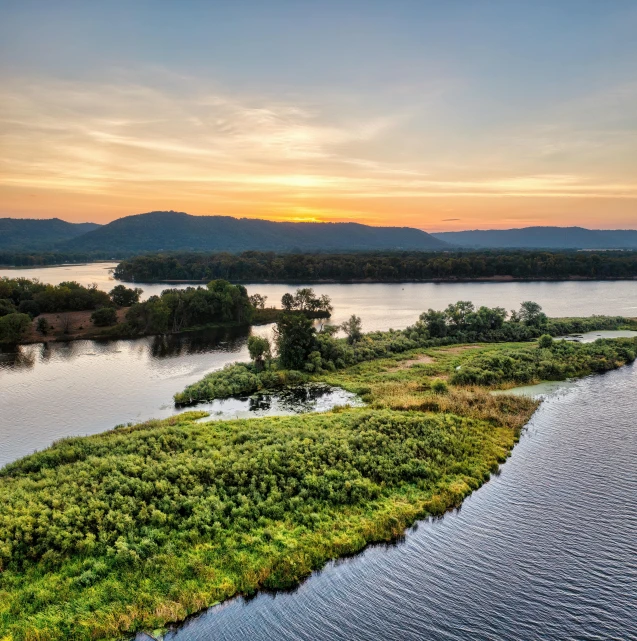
[1, 301, 636, 640]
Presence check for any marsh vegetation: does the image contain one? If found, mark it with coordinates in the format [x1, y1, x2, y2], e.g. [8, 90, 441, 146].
[2, 298, 636, 639]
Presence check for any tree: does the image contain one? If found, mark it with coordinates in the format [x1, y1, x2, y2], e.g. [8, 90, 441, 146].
[445, 301, 475, 330]
[249, 293, 268, 310]
[274, 312, 316, 369]
[341, 315, 363, 344]
[110, 285, 143, 307]
[36, 317, 50, 336]
[318, 294, 333, 314]
[247, 335, 271, 369]
[91, 307, 118, 327]
[18, 299, 41, 318]
[281, 293, 294, 311]
[0, 298, 17, 317]
[420, 309, 447, 338]
[0, 313, 31, 343]
[519, 301, 547, 327]
[293, 288, 316, 311]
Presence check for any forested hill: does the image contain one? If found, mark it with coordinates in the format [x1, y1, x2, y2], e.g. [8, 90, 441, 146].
[0, 218, 100, 250]
[62, 211, 448, 252]
[432, 226, 637, 249]
[114, 250, 637, 283]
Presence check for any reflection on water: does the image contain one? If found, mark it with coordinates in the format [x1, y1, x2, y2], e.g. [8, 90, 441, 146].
[158, 364, 637, 641]
[193, 384, 362, 423]
[2, 263, 637, 468]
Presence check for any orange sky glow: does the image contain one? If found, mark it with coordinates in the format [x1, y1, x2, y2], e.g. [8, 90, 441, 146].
[2, 4, 636, 231]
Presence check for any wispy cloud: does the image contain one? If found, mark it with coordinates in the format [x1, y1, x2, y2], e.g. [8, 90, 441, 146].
[1, 78, 636, 227]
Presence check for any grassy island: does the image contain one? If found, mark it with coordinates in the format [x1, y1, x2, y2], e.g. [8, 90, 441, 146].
[1, 303, 636, 640]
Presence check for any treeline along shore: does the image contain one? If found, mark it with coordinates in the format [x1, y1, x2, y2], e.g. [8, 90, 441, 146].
[2, 298, 637, 640]
[0, 276, 332, 344]
[114, 250, 637, 283]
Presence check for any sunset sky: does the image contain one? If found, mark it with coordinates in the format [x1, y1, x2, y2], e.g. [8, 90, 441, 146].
[1, 1, 636, 231]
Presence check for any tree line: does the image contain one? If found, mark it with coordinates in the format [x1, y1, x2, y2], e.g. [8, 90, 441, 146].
[0, 276, 333, 343]
[114, 250, 637, 282]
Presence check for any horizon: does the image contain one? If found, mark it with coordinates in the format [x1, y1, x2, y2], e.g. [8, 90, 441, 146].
[3, 210, 637, 234]
[2, 2, 637, 231]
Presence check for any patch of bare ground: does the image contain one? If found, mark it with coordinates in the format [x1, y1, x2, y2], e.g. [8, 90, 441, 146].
[22, 308, 129, 343]
[439, 345, 483, 354]
[387, 354, 435, 370]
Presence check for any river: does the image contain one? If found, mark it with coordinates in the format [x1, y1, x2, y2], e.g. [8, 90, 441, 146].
[2, 263, 637, 466]
[1, 264, 637, 639]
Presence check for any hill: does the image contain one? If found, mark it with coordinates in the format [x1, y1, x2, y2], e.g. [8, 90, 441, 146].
[61, 211, 448, 252]
[0, 218, 100, 250]
[432, 226, 637, 249]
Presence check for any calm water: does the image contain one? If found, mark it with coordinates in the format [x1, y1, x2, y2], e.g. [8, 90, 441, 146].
[2, 264, 637, 465]
[158, 363, 637, 641]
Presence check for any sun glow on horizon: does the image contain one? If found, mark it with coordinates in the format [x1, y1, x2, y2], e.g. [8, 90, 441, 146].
[2, 3, 637, 231]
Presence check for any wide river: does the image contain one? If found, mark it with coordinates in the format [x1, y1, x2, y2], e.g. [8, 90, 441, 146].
[1, 264, 637, 639]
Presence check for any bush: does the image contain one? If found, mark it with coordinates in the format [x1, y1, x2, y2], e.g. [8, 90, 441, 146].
[538, 334, 553, 348]
[91, 307, 118, 327]
[0, 312, 31, 343]
[431, 379, 448, 394]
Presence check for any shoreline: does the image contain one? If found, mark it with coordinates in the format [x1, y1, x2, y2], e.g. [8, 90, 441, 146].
[4, 308, 329, 346]
[115, 275, 637, 285]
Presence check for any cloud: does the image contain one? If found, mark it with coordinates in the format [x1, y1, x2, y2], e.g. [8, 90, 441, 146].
[1, 76, 636, 227]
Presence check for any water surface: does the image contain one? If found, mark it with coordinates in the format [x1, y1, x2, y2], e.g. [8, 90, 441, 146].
[3, 264, 637, 466]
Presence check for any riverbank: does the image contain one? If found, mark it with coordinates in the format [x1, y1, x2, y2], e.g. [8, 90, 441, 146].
[2, 333, 636, 640]
[10, 308, 330, 345]
[117, 275, 637, 285]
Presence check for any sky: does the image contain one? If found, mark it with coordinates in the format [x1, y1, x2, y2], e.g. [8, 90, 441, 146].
[1, 1, 636, 231]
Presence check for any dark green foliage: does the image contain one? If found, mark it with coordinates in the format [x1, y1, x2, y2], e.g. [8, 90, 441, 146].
[91, 306, 118, 327]
[126, 280, 252, 334]
[174, 364, 262, 404]
[176, 303, 635, 405]
[0, 277, 110, 313]
[275, 313, 317, 369]
[113, 249, 637, 282]
[36, 316, 50, 335]
[0, 312, 31, 343]
[17, 299, 40, 318]
[0, 217, 100, 251]
[109, 284, 142, 307]
[280, 288, 332, 314]
[0, 298, 17, 317]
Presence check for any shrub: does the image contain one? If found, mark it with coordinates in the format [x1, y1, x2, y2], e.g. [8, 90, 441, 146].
[91, 307, 118, 327]
[431, 379, 448, 394]
[538, 334, 554, 348]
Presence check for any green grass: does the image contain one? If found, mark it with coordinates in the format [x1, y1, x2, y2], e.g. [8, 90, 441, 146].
[1, 335, 636, 640]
